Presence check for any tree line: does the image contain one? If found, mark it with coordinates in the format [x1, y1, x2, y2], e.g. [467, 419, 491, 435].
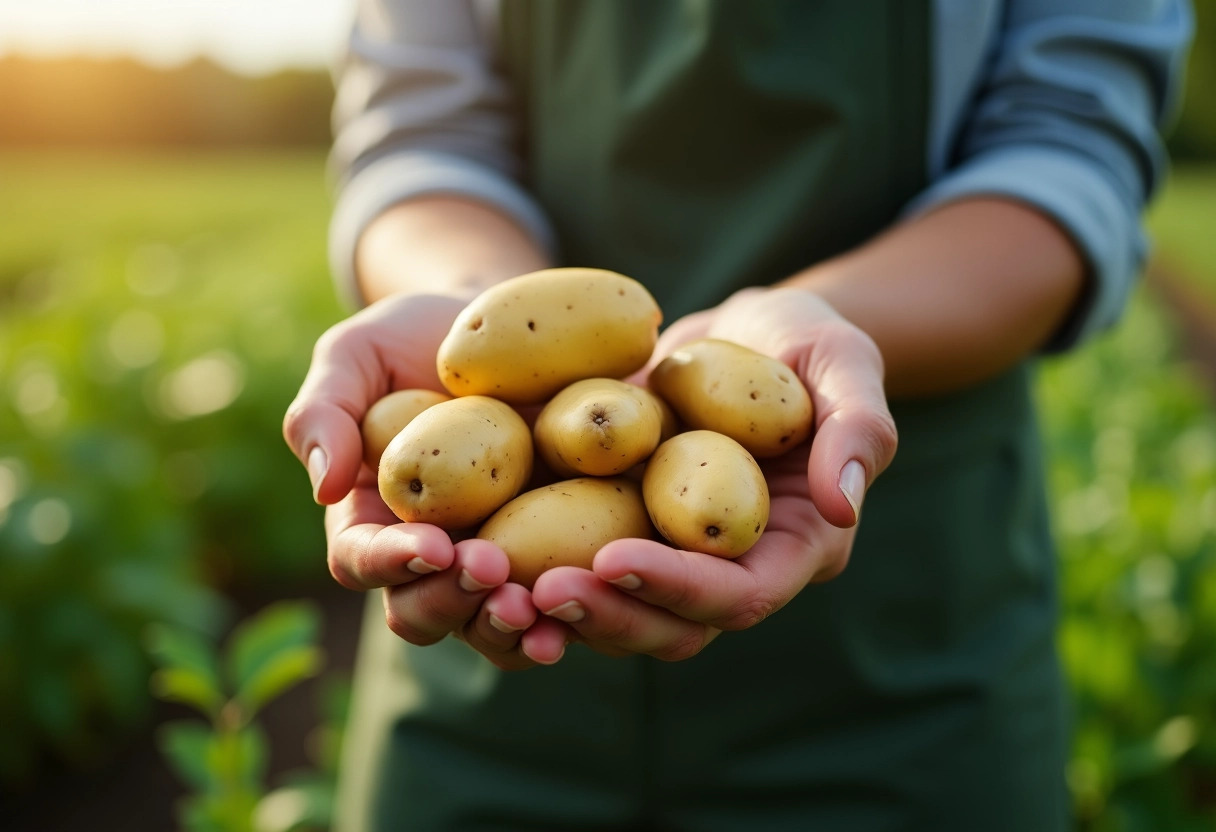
[0, 56, 334, 148]
[0, 18, 1212, 159]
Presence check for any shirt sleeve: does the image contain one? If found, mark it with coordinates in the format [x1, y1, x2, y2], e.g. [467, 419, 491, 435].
[906, 0, 1193, 351]
[328, 0, 556, 308]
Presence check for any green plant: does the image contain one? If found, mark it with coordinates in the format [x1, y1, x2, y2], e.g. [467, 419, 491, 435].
[0, 150, 337, 783]
[147, 600, 342, 832]
[1146, 164, 1216, 297]
[1039, 289, 1216, 831]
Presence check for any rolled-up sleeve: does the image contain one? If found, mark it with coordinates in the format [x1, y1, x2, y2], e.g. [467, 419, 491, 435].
[328, 0, 556, 308]
[908, 0, 1193, 350]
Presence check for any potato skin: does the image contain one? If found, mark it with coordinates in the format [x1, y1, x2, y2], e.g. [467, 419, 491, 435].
[477, 478, 653, 589]
[378, 396, 533, 530]
[533, 378, 664, 477]
[655, 395, 681, 444]
[361, 389, 452, 471]
[649, 338, 813, 458]
[436, 268, 662, 405]
[642, 430, 769, 558]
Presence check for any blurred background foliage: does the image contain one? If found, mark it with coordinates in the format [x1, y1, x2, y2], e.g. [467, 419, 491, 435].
[0, 150, 340, 788]
[0, 2, 1214, 831]
[0, 56, 333, 148]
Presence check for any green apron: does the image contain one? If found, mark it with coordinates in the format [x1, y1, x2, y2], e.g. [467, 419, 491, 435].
[337, 3, 1070, 829]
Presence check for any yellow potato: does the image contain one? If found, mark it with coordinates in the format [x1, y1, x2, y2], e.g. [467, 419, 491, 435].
[619, 396, 682, 483]
[478, 478, 653, 589]
[361, 389, 452, 471]
[642, 430, 769, 558]
[436, 268, 662, 405]
[378, 396, 533, 530]
[649, 338, 813, 458]
[656, 395, 681, 444]
[533, 378, 665, 477]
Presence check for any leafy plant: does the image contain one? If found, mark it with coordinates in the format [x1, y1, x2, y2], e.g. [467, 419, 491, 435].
[0, 150, 337, 783]
[147, 600, 341, 832]
[1039, 289, 1216, 831]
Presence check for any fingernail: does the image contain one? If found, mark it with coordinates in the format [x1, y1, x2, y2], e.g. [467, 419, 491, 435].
[544, 600, 585, 623]
[839, 459, 866, 523]
[459, 569, 494, 592]
[609, 573, 642, 590]
[528, 644, 566, 666]
[488, 613, 522, 633]
[407, 558, 442, 574]
[308, 446, 328, 503]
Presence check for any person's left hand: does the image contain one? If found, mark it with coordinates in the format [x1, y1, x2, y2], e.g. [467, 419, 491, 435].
[528, 287, 898, 660]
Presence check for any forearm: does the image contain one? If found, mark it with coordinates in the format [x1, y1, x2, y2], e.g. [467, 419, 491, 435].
[785, 198, 1087, 399]
[355, 196, 552, 304]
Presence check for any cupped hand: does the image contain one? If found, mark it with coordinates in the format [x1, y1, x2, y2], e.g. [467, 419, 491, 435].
[282, 294, 565, 670]
[533, 286, 898, 661]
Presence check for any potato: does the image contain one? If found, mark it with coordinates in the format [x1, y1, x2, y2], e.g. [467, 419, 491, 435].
[378, 396, 533, 530]
[649, 338, 813, 458]
[642, 430, 769, 558]
[478, 478, 653, 589]
[533, 378, 665, 477]
[436, 268, 662, 405]
[361, 388, 452, 471]
[656, 395, 681, 444]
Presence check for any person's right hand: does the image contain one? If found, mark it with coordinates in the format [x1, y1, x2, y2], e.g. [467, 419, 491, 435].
[282, 293, 567, 670]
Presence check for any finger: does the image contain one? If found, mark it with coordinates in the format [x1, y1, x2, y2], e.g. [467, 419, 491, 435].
[592, 526, 826, 631]
[455, 583, 540, 670]
[324, 470, 456, 589]
[328, 520, 456, 591]
[532, 567, 717, 661]
[283, 321, 384, 505]
[382, 538, 510, 645]
[462, 582, 537, 651]
[697, 287, 897, 528]
[796, 322, 898, 528]
[520, 615, 572, 666]
[282, 295, 465, 505]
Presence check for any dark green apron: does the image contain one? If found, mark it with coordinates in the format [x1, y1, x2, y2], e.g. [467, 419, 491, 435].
[337, 3, 1069, 829]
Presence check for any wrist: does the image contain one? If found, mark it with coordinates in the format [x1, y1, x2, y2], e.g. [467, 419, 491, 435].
[355, 196, 552, 305]
[777, 198, 1087, 398]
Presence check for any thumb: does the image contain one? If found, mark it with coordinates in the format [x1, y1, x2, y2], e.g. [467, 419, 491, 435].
[798, 325, 898, 528]
[282, 325, 376, 505]
[283, 294, 467, 505]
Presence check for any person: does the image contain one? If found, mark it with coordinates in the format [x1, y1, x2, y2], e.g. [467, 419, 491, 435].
[283, 2, 1192, 829]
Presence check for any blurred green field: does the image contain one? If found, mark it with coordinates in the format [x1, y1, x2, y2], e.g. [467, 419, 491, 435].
[1038, 297, 1216, 830]
[2, 150, 1215, 830]
[0, 150, 341, 782]
[1147, 164, 1216, 295]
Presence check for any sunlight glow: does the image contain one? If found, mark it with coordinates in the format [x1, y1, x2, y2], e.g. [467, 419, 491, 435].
[29, 497, 72, 546]
[108, 309, 166, 370]
[0, 0, 354, 75]
[159, 351, 246, 419]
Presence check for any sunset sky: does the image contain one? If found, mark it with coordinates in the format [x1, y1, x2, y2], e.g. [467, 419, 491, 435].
[0, 0, 353, 75]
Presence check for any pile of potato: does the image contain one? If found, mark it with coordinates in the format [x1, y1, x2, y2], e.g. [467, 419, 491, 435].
[362, 268, 813, 588]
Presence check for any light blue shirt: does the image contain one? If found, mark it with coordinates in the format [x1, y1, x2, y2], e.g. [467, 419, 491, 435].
[329, 0, 1192, 349]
